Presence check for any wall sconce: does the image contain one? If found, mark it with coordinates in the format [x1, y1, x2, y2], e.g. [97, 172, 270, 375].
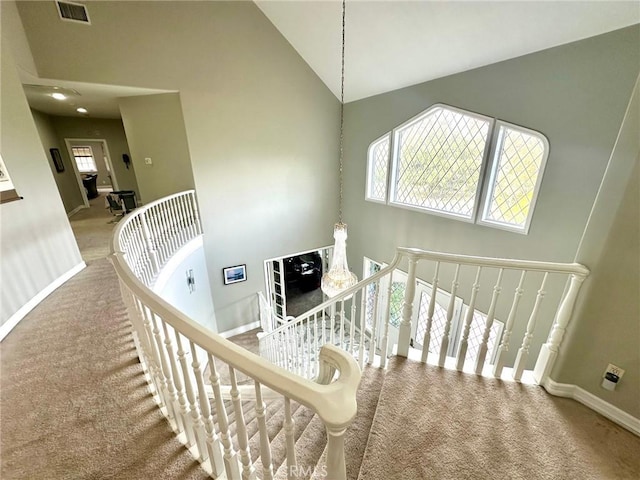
[186, 269, 195, 293]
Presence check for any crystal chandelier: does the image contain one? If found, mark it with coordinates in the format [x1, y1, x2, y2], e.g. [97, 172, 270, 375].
[321, 0, 358, 298]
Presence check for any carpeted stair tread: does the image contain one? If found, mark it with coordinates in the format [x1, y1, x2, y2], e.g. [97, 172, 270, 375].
[357, 356, 640, 480]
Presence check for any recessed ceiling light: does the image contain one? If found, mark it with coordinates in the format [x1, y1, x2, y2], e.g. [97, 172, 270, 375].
[52, 93, 67, 100]
[76, 107, 88, 113]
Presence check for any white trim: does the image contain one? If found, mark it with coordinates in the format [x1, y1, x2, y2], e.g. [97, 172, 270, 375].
[544, 378, 640, 437]
[0, 262, 86, 341]
[365, 132, 391, 204]
[67, 204, 87, 218]
[219, 321, 261, 339]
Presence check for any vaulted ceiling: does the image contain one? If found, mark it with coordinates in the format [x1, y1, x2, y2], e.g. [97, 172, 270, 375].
[256, 1, 640, 102]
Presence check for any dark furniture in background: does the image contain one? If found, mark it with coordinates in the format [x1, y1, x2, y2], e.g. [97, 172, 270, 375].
[285, 252, 322, 292]
[111, 190, 137, 213]
[82, 174, 98, 199]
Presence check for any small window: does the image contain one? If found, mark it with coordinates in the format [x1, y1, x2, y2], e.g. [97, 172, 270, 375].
[480, 123, 548, 233]
[366, 103, 548, 234]
[366, 134, 390, 203]
[72, 146, 97, 173]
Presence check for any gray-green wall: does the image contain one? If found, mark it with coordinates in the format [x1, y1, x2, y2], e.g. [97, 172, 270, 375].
[31, 109, 85, 214]
[343, 26, 639, 368]
[0, 39, 83, 328]
[47, 115, 139, 197]
[16, 1, 340, 332]
[554, 78, 640, 416]
[119, 93, 194, 204]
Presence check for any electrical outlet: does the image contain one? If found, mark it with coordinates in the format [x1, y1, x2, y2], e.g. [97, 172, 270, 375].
[602, 363, 625, 391]
[604, 364, 625, 378]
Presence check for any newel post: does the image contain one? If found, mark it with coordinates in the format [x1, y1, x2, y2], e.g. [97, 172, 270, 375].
[397, 256, 418, 358]
[325, 425, 347, 480]
[533, 273, 586, 385]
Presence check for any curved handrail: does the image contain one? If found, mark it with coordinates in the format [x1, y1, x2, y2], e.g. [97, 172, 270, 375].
[109, 191, 362, 478]
[111, 251, 360, 428]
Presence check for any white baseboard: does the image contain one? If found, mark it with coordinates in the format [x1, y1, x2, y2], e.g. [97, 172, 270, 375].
[220, 321, 261, 339]
[67, 205, 88, 218]
[0, 262, 86, 341]
[544, 378, 640, 436]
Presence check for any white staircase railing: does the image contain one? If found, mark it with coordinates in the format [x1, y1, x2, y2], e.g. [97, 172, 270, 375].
[259, 247, 589, 386]
[110, 190, 361, 480]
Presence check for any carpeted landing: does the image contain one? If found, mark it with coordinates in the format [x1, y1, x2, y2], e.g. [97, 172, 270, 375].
[357, 357, 640, 480]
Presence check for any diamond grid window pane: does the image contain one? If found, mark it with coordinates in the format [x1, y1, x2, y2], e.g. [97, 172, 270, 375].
[485, 126, 546, 228]
[415, 291, 448, 353]
[463, 310, 503, 364]
[393, 107, 490, 218]
[389, 280, 406, 328]
[367, 136, 390, 201]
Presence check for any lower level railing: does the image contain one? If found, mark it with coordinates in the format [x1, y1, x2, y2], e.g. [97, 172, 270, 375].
[260, 247, 589, 386]
[111, 191, 361, 480]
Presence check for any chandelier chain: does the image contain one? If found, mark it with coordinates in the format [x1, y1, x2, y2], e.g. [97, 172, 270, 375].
[338, 0, 346, 224]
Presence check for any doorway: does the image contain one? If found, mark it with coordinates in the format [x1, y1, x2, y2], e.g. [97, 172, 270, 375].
[64, 138, 119, 204]
[264, 246, 333, 320]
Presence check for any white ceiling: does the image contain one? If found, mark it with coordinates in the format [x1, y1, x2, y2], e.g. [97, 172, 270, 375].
[21, 72, 171, 119]
[256, 0, 640, 102]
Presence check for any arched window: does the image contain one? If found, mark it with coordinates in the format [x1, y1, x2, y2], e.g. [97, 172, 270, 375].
[366, 104, 548, 234]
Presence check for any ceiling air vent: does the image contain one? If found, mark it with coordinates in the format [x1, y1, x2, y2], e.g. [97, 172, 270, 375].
[56, 1, 90, 24]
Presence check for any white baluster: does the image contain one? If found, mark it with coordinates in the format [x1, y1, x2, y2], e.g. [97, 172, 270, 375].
[439, 264, 461, 367]
[254, 382, 274, 480]
[339, 300, 345, 347]
[421, 262, 440, 363]
[139, 304, 169, 410]
[398, 257, 418, 358]
[208, 353, 241, 479]
[330, 303, 336, 344]
[228, 367, 255, 479]
[149, 313, 179, 429]
[350, 298, 357, 356]
[474, 269, 504, 374]
[175, 332, 206, 453]
[533, 274, 587, 384]
[313, 312, 319, 377]
[283, 397, 297, 480]
[139, 211, 160, 275]
[191, 191, 202, 234]
[513, 272, 549, 381]
[367, 281, 380, 365]
[380, 271, 394, 368]
[161, 322, 188, 434]
[189, 341, 225, 476]
[492, 271, 527, 378]
[305, 317, 311, 379]
[358, 287, 367, 369]
[455, 266, 482, 371]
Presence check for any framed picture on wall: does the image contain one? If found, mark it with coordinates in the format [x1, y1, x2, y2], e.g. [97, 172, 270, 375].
[50, 148, 64, 173]
[223, 264, 247, 285]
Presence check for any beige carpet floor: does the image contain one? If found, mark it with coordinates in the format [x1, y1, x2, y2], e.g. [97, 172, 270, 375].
[69, 193, 120, 264]
[358, 357, 640, 480]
